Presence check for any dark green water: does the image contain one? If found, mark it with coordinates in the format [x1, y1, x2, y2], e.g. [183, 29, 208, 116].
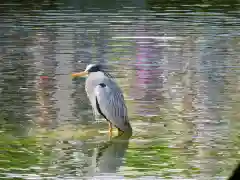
[0, 0, 239, 179]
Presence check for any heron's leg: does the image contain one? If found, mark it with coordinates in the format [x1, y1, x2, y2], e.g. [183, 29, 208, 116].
[108, 122, 113, 138]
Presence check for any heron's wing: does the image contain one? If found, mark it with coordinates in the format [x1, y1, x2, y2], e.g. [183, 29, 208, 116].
[94, 84, 129, 130]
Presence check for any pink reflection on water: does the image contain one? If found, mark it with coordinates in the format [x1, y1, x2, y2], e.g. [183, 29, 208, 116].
[130, 30, 164, 116]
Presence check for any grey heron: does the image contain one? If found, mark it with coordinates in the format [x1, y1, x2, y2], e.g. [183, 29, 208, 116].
[72, 64, 132, 136]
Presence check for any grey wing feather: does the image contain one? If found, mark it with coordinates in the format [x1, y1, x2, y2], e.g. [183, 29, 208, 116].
[94, 84, 129, 131]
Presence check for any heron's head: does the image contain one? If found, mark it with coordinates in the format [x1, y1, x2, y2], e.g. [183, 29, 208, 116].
[72, 64, 103, 78]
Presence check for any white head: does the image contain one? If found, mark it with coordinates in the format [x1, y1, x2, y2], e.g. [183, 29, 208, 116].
[84, 64, 103, 73]
[72, 64, 103, 78]
[85, 64, 96, 72]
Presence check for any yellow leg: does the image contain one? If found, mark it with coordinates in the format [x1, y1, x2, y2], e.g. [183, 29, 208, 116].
[108, 122, 113, 139]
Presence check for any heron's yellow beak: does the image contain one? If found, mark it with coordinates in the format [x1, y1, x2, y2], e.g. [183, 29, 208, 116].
[71, 71, 88, 78]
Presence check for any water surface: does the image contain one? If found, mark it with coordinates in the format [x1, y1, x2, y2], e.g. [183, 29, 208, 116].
[0, 0, 239, 179]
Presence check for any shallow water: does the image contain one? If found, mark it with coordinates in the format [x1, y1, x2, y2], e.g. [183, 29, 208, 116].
[0, 0, 239, 179]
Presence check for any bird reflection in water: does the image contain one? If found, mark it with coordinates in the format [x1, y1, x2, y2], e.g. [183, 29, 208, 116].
[228, 162, 240, 180]
[90, 131, 132, 177]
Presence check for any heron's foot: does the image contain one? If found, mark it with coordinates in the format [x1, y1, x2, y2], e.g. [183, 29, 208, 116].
[108, 123, 113, 140]
[117, 128, 124, 136]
